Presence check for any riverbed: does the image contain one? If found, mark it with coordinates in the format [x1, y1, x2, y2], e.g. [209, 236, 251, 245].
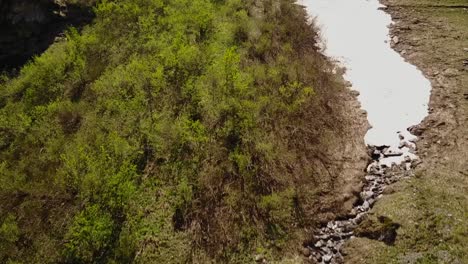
[300, 0, 431, 161]
[298, 0, 433, 263]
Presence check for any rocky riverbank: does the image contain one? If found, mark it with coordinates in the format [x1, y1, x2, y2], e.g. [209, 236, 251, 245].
[343, 1, 468, 263]
[302, 132, 422, 263]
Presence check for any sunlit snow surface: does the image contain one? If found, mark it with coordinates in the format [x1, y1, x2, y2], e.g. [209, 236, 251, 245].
[300, 0, 431, 162]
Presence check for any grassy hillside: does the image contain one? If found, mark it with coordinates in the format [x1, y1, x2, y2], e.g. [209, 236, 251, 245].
[0, 0, 367, 263]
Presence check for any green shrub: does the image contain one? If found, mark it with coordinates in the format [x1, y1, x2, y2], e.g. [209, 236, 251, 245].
[0, 214, 20, 261]
[64, 205, 114, 263]
[0, 214, 19, 244]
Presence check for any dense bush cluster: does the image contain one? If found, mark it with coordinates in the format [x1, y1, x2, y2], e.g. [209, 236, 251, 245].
[0, 0, 348, 262]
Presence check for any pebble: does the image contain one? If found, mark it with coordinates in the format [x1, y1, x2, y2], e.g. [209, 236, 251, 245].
[365, 175, 376, 181]
[362, 191, 374, 200]
[323, 255, 332, 263]
[362, 201, 370, 210]
[315, 240, 324, 248]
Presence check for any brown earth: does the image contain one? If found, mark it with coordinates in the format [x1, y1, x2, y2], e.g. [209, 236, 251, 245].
[344, 0, 468, 263]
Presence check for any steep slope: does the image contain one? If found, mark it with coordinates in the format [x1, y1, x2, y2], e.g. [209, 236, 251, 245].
[0, 0, 368, 263]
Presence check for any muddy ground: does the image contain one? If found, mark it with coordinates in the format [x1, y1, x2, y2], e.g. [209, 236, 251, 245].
[343, 0, 468, 263]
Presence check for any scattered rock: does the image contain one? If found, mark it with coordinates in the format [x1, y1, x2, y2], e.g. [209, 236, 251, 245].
[365, 175, 376, 181]
[309, 131, 421, 263]
[392, 36, 399, 44]
[323, 254, 332, 263]
[315, 240, 324, 248]
[361, 191, 374, 200]
[362, 201, 370, 211]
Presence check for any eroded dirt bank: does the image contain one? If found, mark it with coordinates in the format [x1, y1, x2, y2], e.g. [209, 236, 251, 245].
[343, 1, 468, 263]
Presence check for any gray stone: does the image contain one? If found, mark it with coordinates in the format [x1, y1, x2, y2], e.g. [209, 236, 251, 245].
[365, 175, 376, 181]
[315, 240, 324, 248]
[323, 255, 333, 263]
[361, 191, 374, 200]
[362, 201, 370, 211]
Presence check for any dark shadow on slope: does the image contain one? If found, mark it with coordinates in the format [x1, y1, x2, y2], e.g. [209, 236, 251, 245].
[0, 0, 95, 73]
